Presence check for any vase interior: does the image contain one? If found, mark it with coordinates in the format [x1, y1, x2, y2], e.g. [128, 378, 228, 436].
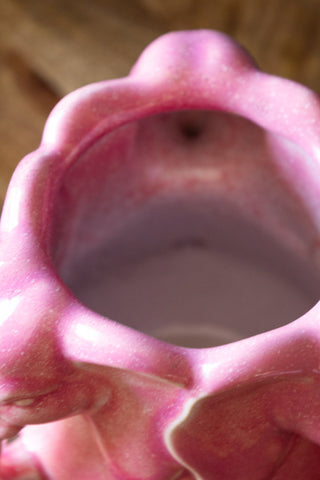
[50, 109, 320, 347]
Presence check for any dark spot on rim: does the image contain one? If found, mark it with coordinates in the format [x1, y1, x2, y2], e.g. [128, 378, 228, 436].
[180, 121, 204, 140]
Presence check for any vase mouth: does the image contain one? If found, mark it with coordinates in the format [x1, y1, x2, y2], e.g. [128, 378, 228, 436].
[2, 30, 320, 350]
[43, 107, 320, 348]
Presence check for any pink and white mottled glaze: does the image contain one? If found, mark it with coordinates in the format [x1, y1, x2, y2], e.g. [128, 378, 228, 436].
[1, 30, 320, 479]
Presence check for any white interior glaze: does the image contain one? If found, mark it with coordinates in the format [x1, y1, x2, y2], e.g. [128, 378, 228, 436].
[52, 110, 320, 347]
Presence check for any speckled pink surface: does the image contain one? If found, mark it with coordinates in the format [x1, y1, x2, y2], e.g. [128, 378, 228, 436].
[1, 30, 320, 479]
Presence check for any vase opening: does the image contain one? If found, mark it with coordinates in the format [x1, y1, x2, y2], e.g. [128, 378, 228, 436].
[50, 109, 320, 348]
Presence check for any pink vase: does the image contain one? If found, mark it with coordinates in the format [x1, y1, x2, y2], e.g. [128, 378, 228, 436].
[1, 30, 320, 480]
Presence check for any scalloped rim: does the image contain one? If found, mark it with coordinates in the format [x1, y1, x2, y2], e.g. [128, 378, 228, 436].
[1, 29, 320, 382]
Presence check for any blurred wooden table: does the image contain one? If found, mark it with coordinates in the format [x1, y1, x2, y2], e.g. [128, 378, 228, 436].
[1, 0, 320, 205]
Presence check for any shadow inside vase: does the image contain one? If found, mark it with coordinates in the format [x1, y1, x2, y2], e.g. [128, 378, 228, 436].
[51, 110, 320, 348]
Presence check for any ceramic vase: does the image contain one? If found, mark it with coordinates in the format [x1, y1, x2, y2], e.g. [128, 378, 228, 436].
[1, 30, 320, 480]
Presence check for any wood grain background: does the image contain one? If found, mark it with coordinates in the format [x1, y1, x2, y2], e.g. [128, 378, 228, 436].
[1, 0, 320, 205]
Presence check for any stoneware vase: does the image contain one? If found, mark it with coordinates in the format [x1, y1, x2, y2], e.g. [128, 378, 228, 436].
[1, 30, 320, 480]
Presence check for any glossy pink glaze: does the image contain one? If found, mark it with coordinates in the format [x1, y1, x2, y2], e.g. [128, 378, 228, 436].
[1, 30, 320, 479]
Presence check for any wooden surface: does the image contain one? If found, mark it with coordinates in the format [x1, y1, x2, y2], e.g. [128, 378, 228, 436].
[1, 0, 320, 205]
